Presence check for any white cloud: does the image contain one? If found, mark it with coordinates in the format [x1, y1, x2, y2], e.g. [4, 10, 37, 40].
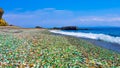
[79, 17, 120, 22]
[3, 8, 120, 27]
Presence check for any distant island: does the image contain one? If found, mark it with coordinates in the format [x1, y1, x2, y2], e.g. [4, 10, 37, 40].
[52, 26, 89, 30]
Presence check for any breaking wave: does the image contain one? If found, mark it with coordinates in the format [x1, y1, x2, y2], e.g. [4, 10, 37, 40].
[50, 30, 120, 45]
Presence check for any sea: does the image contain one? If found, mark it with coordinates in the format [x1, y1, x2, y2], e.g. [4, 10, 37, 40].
[50, 27, 120, 53]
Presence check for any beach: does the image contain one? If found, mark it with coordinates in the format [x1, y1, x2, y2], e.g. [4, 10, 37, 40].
[80, 37, 120, 53]
[51, 31, 120, 53]
[50, 28, 120, 53]
[0, 26, 120, 67]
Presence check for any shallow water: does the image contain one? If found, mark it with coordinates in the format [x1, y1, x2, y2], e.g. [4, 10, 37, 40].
[80, 37, 120, 53]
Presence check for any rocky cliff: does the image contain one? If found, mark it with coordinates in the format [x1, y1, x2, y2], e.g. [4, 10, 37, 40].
[0, 8, 8, 26]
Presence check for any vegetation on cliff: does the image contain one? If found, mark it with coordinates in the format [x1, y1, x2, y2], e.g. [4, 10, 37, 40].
[0, 19, 8, 26]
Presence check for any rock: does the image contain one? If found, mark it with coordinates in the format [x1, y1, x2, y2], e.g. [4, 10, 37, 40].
[0, 8, 4, 19]
[52, 27, 61, 30]
[9, 24, 14, 26]
[0, 8, 8, 26]
[0, 19, 8, 26]
[35, 26, 42, 28]
[61, 26, 78, 30]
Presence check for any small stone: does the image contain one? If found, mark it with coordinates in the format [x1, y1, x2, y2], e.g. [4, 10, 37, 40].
[29, 63, 34, 67]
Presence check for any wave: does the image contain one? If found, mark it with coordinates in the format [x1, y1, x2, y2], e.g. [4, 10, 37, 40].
[50, 30, 120, 45]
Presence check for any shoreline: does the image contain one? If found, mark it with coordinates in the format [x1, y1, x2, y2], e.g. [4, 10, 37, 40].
[50, 31, 120, 53]
[80, 37, 120, 53]
[0, 27, 120, 67]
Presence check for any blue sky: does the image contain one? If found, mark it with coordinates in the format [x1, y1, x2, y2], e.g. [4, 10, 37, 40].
[1, 0, 120, 28]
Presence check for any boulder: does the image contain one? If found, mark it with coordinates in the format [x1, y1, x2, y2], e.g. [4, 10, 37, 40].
[61, 26, 78, 30]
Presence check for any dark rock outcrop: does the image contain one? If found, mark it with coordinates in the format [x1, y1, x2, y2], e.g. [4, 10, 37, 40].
[61, 26, 78, 30]
[35, 26, 42, 28]
[0, 8, 8, 26]
[52, 27, 61, 30]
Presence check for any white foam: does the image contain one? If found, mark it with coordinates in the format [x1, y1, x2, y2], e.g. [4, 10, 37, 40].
[50, 30, 120, 44]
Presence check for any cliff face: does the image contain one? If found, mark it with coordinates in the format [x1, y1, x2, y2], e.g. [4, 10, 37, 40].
[0, 19, 8, 26]
[0, 8, 8, 26]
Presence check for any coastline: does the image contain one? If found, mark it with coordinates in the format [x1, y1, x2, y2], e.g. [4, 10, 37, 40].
[80, 37, 120, 53]
[50, 30, 120, 53]
[0, 27, 120, 67]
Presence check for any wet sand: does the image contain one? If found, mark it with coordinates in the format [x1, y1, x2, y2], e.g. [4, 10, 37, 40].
[80, 37, 120, 53]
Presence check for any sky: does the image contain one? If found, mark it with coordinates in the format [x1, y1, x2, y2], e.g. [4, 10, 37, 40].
[0, 0, 120, 28]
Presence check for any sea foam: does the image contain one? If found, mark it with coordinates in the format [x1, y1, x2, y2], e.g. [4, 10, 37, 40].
[50, 30, 120, 45]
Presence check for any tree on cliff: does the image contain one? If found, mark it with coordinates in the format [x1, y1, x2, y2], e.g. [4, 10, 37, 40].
[0, 8, 8, 26]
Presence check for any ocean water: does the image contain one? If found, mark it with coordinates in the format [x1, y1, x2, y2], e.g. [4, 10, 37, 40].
[50, 27, 120, 45]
